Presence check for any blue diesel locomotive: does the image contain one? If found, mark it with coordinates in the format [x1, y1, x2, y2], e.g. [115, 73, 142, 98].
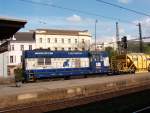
[23, 50, 110, 81]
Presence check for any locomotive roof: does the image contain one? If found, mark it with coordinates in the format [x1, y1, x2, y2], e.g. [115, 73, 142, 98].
[24, 50, 90, 58]
[24, 50, 108, 58]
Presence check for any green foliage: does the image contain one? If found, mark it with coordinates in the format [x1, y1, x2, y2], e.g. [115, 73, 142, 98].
[14, 68, 24, 82]
[148, 43, 150, 47]
[128, 41, 150, 53]
[105, 47, 117, 57]
[127, 41, 140, 53]
[143, 44, 150, 53]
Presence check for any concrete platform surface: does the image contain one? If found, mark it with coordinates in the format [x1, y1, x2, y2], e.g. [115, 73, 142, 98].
[0, 73, 149, 97]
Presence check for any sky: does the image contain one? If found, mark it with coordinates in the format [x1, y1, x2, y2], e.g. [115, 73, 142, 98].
[0, 0, 150, 42]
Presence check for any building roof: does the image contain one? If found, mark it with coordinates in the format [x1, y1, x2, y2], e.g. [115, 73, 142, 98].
[14, 32, 35, 41]
[34, 29, 90, 36]
[0, 17, 27, 40]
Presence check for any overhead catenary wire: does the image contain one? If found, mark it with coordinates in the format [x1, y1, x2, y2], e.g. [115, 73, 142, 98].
[129, 37, 150, 41]
[18, 0, 134, 25]
[18, 0, 148, 42]
[96, 0, 150, 17]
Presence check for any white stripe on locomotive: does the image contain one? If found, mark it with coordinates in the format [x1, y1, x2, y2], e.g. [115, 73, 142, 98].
[25, 58, 90, 70]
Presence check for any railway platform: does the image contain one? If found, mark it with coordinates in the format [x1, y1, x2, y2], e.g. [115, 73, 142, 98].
[0, 73, 150, 113]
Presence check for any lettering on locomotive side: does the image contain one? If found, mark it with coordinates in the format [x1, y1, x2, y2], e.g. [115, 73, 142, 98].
[68, 52, 83, 55]
[35, 52, 53, 55]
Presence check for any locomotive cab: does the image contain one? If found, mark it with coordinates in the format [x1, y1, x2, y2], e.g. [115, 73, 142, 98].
[90, 51, 110, 74]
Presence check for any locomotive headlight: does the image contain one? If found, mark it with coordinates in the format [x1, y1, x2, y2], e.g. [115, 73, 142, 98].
[96, 62, 101, 67]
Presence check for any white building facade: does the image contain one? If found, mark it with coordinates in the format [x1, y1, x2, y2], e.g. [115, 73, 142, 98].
[91, 41, 117, 51]
[7, 32, 35, 76]
[35, 29, 92, 51]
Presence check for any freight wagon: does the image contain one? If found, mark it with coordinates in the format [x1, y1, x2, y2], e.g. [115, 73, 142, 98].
[111, 53, 150, 74]
[23, 50, 110, 81]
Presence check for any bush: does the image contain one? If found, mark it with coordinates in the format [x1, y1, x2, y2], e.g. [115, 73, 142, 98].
[14, 68, 24, 82]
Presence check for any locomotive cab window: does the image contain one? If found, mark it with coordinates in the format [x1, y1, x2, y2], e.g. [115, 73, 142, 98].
[45, 58, 51, 65]
[92, 54, 100, 61]
[37, 58, 44, 65]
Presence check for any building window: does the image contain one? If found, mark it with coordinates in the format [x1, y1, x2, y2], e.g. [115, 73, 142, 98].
[45, 58, 51, 65]
[68, 39, 71, 43]
[11, 45, 14, 51]
[29, 45, 32, 50]
[20, 45, 24, 51]
[68, 48, 71, 51]
[39, 38, 42, 43]
[82, 39, 85, 44]
[10, 56, 13, 63]
[55, 47, 57, 51]
[37, 58, 44, 65]
[75, 39, 78, 44]
[62, 38, 64, 43]
[55, 38, 57, 43]
[48, 38, 50, 43]
[62, 48, 64, 51]
[75, 48, 78, 51]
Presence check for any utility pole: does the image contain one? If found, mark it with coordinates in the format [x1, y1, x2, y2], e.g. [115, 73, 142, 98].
[95, 19, 98, 51]
[116, 22, 120, 54]
[138, 23, 143, 53]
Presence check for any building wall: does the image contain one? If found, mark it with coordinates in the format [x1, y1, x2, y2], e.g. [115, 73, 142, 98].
[8, 41, 35, 66]
[35, 31, 91, 51]
[7, 41, 35, 76]
[91, 42, 116, 51]
[0, 52, 8, 78]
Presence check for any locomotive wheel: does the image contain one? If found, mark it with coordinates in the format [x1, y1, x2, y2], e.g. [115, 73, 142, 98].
[32, 76, 37, 82]
[148, 64, 150, 72]
[84, 75, 87, 78]
[64, 76, 70, 80]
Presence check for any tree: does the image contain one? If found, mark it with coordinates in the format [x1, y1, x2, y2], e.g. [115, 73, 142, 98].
[105, 47, 117, 58]
[14, 68, 24, 87]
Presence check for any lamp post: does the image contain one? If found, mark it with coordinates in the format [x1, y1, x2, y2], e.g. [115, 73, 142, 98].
[95, 19, 98, 51]
[138, 23, 143, 53]
[116, 22, 120, 54]
[136, 22, 143, 53]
